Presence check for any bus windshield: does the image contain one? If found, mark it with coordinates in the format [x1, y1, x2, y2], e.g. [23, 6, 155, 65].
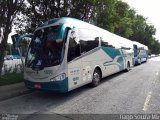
[25, 26, 65, 70]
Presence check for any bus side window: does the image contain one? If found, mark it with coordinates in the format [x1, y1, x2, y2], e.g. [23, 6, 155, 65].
[78, 29, 99, 53]
[100, 35, 115, 48]
[67, 37, 80, 62]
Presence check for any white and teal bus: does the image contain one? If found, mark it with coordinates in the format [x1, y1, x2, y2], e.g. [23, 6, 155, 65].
[133, 41, 148, 65]
[12, 17, 134, 92]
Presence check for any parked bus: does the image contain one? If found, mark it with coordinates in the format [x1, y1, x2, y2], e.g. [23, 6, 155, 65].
[133, 41, 148, 65]
[118, 37, 135, 66]
[12, 17, 134, 92]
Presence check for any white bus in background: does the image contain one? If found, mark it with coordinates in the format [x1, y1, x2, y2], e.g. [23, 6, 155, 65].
[133, 41, 148, 65]
[12, 17, 134, 93]
[117, 36, 135, 66]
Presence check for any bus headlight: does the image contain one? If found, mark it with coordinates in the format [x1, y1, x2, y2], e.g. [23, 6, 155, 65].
[50, 73, 66, 81]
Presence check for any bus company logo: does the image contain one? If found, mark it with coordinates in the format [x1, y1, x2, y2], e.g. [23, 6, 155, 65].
[70, 69, 80, 75]
[73, 77, 79, 81]
[44, 70, 53, 75]
[103, 60, 113, 66]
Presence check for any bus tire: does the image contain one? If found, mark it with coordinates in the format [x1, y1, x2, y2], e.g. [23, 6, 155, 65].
[91, 69, 101, 87]
[125, 62, 130, 72]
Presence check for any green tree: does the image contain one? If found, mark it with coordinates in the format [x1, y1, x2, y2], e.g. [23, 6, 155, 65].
[24, 0, 98, 27]
[96, 0, 117, 32]
[0, 0, 25, 75]
[113, 1, 133, 38]
[129, 15, 157, 51]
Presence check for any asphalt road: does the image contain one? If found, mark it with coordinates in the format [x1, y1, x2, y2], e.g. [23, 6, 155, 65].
[0, 57, 160, 119]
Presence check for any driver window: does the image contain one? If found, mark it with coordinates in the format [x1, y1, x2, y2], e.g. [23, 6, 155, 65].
[67, 31, 80, 62]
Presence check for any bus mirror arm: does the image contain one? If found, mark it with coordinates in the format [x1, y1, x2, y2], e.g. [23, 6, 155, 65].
[17, 34, 33, 69]
[11, 34, 33, 69]
[11, 34, 25, 68]
[17, 47, 25, 69]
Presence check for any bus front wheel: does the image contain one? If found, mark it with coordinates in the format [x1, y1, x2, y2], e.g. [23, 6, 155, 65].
[91, 69, 101, 87]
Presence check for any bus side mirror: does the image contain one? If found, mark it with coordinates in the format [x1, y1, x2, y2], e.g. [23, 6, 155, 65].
[16, 34, 33, 47]
[70, 28, 79, 43]
[71, 30, 76, 39]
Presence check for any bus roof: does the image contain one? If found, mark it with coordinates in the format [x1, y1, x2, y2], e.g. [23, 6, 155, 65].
[133, 41, 148, 50]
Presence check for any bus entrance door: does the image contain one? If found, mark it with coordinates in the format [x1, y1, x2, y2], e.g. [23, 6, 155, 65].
[67, 30, 83, 91]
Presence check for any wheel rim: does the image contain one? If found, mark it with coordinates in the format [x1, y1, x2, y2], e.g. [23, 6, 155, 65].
[93, 72, 100, 84]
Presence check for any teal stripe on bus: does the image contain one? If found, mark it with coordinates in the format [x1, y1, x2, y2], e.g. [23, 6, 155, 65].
[102, 47, 121, 59]
[102, 47, 125, 70]
[24, 78, 68, 93]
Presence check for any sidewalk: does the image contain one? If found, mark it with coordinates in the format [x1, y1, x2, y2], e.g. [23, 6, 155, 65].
[0, 82, 32, 101]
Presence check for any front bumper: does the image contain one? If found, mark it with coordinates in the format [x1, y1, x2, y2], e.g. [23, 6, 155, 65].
[24, 78, 68, 93]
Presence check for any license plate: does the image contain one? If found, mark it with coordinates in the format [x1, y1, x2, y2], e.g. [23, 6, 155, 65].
[34, 84, 41, 89]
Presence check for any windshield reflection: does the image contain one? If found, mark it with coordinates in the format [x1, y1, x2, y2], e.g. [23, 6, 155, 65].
[25, 26, 65, 70]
